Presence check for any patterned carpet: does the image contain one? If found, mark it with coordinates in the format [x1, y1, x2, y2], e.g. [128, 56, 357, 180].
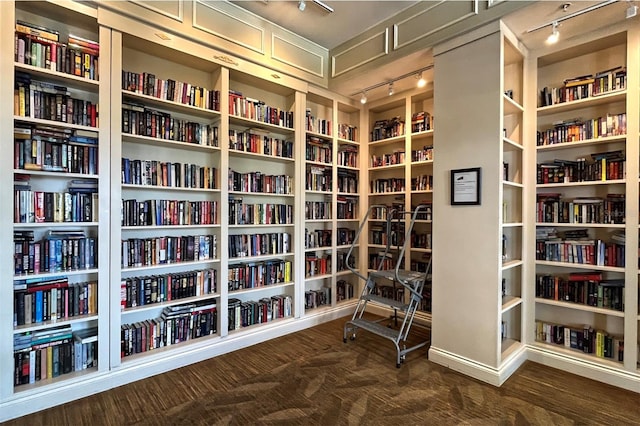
[6, 316, 640, 425]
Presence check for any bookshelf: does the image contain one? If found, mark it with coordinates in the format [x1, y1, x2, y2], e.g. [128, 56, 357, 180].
[500, 32, 526, 364]
[4, 0, 110, 396]
[530, 28, 640, 386]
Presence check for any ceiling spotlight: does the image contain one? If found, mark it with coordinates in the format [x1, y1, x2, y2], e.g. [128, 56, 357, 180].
[298, 0, 306, 11]
[388, 82, 394, 96]
[546, 21, 559, 44]
[626, 2, 638, 18]
[416, 72, 426, 88]
[360, 91, 367, 104]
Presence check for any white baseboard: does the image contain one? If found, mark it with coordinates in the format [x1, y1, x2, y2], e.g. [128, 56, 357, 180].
[0, 305, 354, 423]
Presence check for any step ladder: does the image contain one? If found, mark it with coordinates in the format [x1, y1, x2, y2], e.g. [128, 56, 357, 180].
[343, 204, 431, 367]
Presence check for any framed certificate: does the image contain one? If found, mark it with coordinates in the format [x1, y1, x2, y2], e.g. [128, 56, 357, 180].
[451, 167, 481, 205]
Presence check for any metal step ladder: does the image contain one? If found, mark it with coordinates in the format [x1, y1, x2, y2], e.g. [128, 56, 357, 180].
[343, 204, 431, 367]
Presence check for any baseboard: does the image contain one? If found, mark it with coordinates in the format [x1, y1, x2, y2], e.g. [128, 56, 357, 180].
[428, 344, 527, 386]
[0, 305, 354, 423]
[527, 345, 640, 393]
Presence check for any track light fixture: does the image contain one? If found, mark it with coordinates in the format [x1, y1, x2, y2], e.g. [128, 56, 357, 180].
[360, 91, 367, 105]
[546, 21, 559, 44]
[349, 64, 433, 103]
[298, 0, 306, 11]
[388, 82, 394, 96]
[626, 0, 638, 18]
[416, 72, 426, 88]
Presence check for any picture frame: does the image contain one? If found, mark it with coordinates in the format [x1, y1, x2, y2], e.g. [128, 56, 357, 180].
[451, 167, 481, 205]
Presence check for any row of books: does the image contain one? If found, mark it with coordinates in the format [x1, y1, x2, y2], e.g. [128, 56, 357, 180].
[229, 130, 294, 159]
[337, 169, 358, 194]
[227, 260, 292, 291]
[228, 199, 293, 226]
[15, 20, 99, 80]
[337, 279, 355, 302]
[337, 228, 356, 246]
[121, 158, 216, 189]
[337, 196, 358, 220]
[305, 253, 330, 277]
[122, 103, 219, 146]
[536, 113, 626, 146]
[228, 90, 294, 129]
[412, 145, 433, 162]
[228, 295, 292, 330]
[371, 117, 405, 141]
[539, 66, 627, 107]
[370, 178, 406, 194]
[121, 301, 218, 357]
[121, 199, 218, 227]
[305, 136, 332, 164]
[122, 70, 220, 111]
[14, 230, 97, 275]
[305, 109, 331, 136]
[411, 175, 433, 191]
[15, 73, 98, 127]
[369, 252, 395, 270]
[370, 150, 405, 168]
[536, 238, 624, 267]
[305, 166, 332, 192]
[14, 326, 98, 386]
[120, 269, 217, 310]
[535, 320, 623, 361]
[337, 123, 358, 142]
[305, 201, 331, 220]
[370, 224, 405, 247]
[14, 277, 97, 326]
[411, 232, 432, 250]
[121, 235, 217, 268]
[336, 252, 353, 273]
[228, 169, 293, 195]
[13, 125, 98, 175]
[535, 193, 625, 224]
[228, 232, 290, 258]
[337, 145, 358, 167]
[411, 111, 433, 133]
[413, 203, 433, 221]
[305, 229, 331, 249]
[15, 187, 98, 224]
[305, 288, 331, 309]
[535, 273, 624, 311]
[372, 284, 405, 303]
[537, 153, 625, 184]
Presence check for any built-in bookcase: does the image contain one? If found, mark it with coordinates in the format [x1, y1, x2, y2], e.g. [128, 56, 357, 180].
[532, 29, 639, 380]
[113, 32, 223, 363]
[3, 0, 111, 396]
[501, 33, 525, 364]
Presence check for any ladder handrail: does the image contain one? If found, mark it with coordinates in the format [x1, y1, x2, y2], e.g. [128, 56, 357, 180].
[393, 204, 432, 298]
[346, 204, 391, 282]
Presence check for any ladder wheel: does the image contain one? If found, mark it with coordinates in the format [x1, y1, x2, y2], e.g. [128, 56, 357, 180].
[350, 334, 356, 341]
[396, 363, 401, 368]
[343, 338, 347, 343]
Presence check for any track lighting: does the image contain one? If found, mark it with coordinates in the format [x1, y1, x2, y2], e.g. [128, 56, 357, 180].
[349, 64, 433, 103]
[416, 72, 426, 88]
[388, 82, 394, 96]
[360, 91, 367, 105]
[546, 21, 559, 44]
[626, 1, 638, 18]
[298, 0, 306, 11]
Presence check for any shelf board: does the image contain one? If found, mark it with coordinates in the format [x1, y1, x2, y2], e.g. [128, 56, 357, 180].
[503, 94, 524, 115]
[337, 164, 359, 171]
[122, 90, 221, 119]
[227, 316, 294, 336]
[335, 270, 354, 277]
[228, 223, 293, 228]
[228, 253, 293, 263]
[502, 260, 523, 270]
[503, 137, 523, 150]
[531, 341, 624, 370]
[336, 218, 360, 223]
[305, 246, 332, 252]
[122, 133, 221, 152]
[411, 129, 434, 139]
[501, 338, 522, 360]
[336, 192, 359, 197]
[410, 247, 432, 253]
[537, 179, 625, 188]
[501, 296, 522, 314]
[537, 90, 626, 116]
[502, 222, 523, 228]
[304, 219, 332, 223]
[13, 366, 99, 395]
[305, 130, 332, 140]
[369, 191, 406, 197]
[13, 170, 98, 179]
[121, 259, 219, 273]
[14, 222, 99, 228]
[536, 135, 626, 152]
[229, 191, 294, 198]
[304, 304, 333, 314]
[536, 222, 625, 229]
[411, 189, 433, 194]
[14, 116, 97, 132]
[306, 159, 333, 167]
[535, 298, 625, 317]
[15, 62, 100, 90]
[305, 273, 332, 282]
[121, 294, 220, 315]
[122, 224, 220, 230]
[336, 244, 357, 250]
[122, 184, 220, 193]
[229, 114, 295, 134]
[228, 281, 294, 296]
[503, 180, 523, 188]
[369, 134, 405, 147]
[121, 333, 221, 366]
[231, 149, 295, 163]
[535, 260, 625, 273]
[411, 159, 434, 166]
[414, 219, 433, 224]
[14, 269, 99, 281]
[337, 137, 359, 146]
[305, 190, 332, 195]
[13, 314, 99, 334]
[368, 163, 405, 171]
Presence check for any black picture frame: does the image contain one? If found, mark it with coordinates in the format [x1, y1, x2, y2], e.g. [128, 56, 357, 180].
[451, 167, 481, 205]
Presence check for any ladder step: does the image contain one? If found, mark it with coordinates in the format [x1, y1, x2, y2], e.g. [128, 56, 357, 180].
[350, 318, 400, 340]
[361, 294, 409, 311]
[369, 270, 427, 284]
